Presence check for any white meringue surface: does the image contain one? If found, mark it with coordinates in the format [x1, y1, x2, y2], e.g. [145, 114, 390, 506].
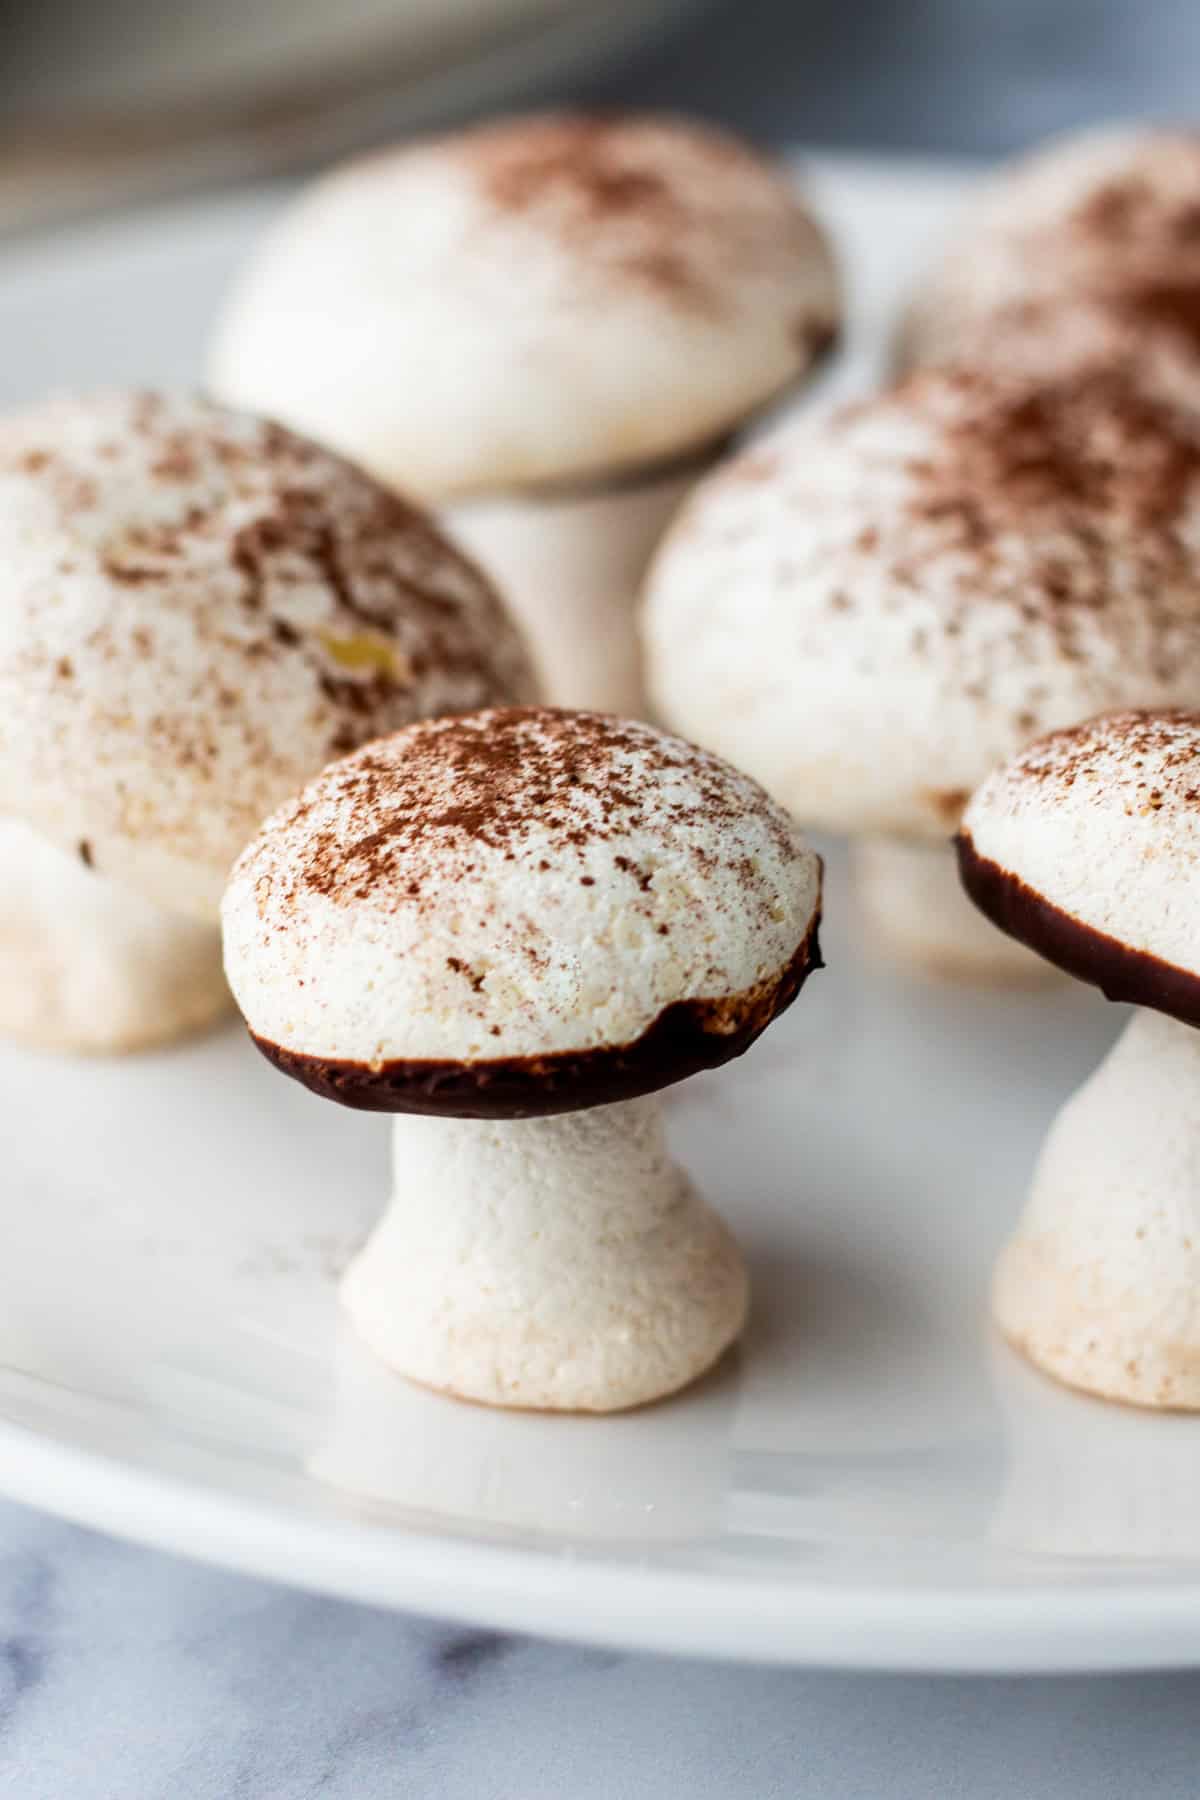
[643, 370, 1200, 844]
[905, 127, 1200, 365]
[222, 708, 820, 1066]
[448, 464, 697, 714]
[995, 1009, 1200, 1409]
[209, 114, 839, 497]
[0, 391, 534, 922]
[962, 709, 1200, 978]
[0, 816, 229, 1052]
[342, 1102, 747, 1411]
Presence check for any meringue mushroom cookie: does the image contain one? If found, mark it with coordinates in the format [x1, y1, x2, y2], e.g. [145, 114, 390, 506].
[210, 113, 840, 497]
[0, 818, 227, 1053]
[642, 366, 1200, 980]
[0, 390, 533, 1054]
[209, 112, 839, 714]
[958, 709, 1200, 1407]
[222, 706, 823, 1411]
[0, 391, 535, 925]
[904, 126, 1200, 369]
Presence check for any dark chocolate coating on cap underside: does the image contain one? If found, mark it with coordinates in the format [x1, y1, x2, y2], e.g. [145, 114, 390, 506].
[956, 833, 1200, 1027]
[249, 918, 822, 1118]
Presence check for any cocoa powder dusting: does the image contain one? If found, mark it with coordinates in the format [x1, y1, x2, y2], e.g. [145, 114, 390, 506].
[233, 703, 820, 1111]
[1111, 279, 1200, 352]
[1012, 709, 1200, 806]
[932, 138, 1200, 383]
[0, 392, 542, 891]
[0, 394, 532, 822]
[467, 114, 820, 318]
[289, 708, 801, 923]
[1071, 166, 1200, 248]
[864, 367, 1200, 677]
[907, 368, 1200, 535]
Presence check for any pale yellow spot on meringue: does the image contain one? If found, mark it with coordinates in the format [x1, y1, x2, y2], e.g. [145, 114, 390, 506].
[318, 631, 408, 680]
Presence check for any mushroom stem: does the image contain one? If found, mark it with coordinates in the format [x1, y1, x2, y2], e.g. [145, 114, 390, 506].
[852, 835, 1058, 983]
[994, 1008, 1200, 1408]
[0, 816, 228, 1053]
[339, 1095, 748, 1412]
[448, 465, 697, 718]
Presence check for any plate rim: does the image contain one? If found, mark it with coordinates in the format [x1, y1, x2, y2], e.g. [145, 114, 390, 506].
[5, 1405, 1200, 1671]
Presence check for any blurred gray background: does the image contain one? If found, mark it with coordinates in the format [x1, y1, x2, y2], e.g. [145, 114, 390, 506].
[588, 0, 1197, 152]
[5, 0, 1194, 233]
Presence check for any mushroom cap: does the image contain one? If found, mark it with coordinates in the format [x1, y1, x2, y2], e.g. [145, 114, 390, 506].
[221, 706, 823, 1116]
[906, 126, 1200, 365]
[957, 709, 1200, 1022]
[642, 366, 1200, 840]
[209, 112, 839, 499]
[0, 391, 535, 921]
[900, 293, 1200, 419]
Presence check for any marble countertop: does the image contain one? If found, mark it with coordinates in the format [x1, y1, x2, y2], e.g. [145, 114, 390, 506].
[3, 1495, 1200, 1798]
[6, 3, 1200, 1794]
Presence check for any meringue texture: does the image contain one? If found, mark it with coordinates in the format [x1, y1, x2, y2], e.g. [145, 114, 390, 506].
[341, 1101, 748, 1412]
[993, 1008, 1200, 1410]
[222, 706, 822, 1091]
[447, 464, 697, 716]
[644, 368, 1200, 844]
[960, 709, 1200, 1408]
[905, 127, 1200, 376]
[0, 817, 228, 1052]
[210, 112, 839, 497]
[0, 391, 534, 923]
[959, 709, 1200, 1002]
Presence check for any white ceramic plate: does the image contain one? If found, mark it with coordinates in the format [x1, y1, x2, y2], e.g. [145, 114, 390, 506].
[6, 157, 1200, 1674]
